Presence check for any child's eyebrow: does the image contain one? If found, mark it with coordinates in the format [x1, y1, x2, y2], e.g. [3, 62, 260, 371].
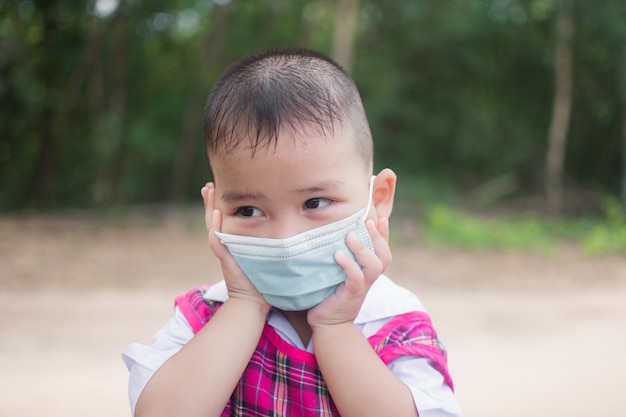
[221, 181, 344, 202]
[221, 190, 267, 202]
[293, 181, 343, 194]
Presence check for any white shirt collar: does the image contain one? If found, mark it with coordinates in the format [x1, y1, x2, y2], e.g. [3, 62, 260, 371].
[203, 275, 425, 324]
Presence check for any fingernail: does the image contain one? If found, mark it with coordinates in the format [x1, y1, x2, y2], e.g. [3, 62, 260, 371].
[365, 219, 377, 232]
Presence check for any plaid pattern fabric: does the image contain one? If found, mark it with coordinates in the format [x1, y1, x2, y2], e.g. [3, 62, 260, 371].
[175, 286, 452, 416]
[368, 311, 453, 390]
[228, 335, 338, 416]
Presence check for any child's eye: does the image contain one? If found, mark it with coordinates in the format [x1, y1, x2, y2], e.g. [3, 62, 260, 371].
[235, 206, 262, 217]
[303, 198, 332, 210]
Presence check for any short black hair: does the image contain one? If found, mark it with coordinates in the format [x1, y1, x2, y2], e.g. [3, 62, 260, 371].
[203, 48, 373, 166]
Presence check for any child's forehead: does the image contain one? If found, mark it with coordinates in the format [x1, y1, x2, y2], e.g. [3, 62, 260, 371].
[209, 124, 367, 178]
[212, 121, 355, 159]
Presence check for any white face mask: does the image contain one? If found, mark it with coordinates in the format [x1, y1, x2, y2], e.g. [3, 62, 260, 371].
[215, 178, 375, 311]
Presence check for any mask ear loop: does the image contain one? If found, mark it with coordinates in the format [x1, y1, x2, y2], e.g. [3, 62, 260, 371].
[362, 176, 376, 219]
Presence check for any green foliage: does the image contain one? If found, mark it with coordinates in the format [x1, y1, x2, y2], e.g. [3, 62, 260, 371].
[0, 0, 625, 212]
[582, 198, 626, 255]
[357, 0, 556, 185]
[421, 201, 626, 256]
[423, 204, 554, 252]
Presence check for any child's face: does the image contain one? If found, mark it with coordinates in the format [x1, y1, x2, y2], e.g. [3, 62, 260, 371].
[211, 124, 372, 239]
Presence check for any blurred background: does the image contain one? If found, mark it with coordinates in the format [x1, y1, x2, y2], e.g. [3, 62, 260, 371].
[2, 0, 626, 254]
[1, 0, 625, 214]
[1, 1, 626, 416]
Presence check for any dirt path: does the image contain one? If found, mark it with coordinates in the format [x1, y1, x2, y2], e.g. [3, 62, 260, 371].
[1, 213, 625, 416]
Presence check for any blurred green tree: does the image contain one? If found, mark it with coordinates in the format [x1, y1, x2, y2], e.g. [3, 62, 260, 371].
[0, 0, 624, 214]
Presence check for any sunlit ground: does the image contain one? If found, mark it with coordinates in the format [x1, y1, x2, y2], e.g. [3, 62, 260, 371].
[1, 213, 624, 416]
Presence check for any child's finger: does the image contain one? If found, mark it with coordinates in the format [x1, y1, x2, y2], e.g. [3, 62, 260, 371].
[377, 216, 390, 242]
[345, 231, 384, 283]
[334, 249, 365, 294]
[203, 184, 242, 276]
[366, 218, 392, 271]
[204, 188, 237, 266]
[208, 209, 238, 269]
[207, 210, 262, 298]
[208, 209, 226, 255]
[200, 182, 213, 207]
[202, 183, 215, 236]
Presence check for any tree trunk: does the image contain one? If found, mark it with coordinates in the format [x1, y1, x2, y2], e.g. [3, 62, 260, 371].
[87, 28, 105, 122]
[622, 101, 626, 208]
[621, 1, 626, 208]
[546, 0, 575, 215]
[331, 0, 359, 72]
[30, 4, 58, 206]
[167, 2, 232, 204]
[87, 17, 105, 207]
[53, 21, 103, 148]
[96, 12, 127, 205]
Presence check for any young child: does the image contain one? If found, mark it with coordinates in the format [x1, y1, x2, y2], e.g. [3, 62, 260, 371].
[123, 48, 462, 417]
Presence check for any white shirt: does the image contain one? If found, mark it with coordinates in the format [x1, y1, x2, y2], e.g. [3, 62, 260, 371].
[122, 276, 463, 416]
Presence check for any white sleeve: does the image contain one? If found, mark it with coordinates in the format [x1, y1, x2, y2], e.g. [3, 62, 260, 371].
[389, 356, 464, 417]
[121, 307, 194, 416]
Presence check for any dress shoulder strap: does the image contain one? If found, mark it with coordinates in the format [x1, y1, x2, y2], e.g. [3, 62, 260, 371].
[174, 286, 222, 334]
[368, 311, 454, 391]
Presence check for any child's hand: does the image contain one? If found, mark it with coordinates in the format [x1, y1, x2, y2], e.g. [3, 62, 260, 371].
[307, 217, 392, 328]
[201, 183, 270, 309]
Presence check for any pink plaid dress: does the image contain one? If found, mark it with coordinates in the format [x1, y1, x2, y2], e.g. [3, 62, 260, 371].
[175, 287, 453, 417]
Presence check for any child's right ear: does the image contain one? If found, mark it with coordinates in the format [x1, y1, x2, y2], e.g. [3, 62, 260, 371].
[372, 169, 397, 219]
